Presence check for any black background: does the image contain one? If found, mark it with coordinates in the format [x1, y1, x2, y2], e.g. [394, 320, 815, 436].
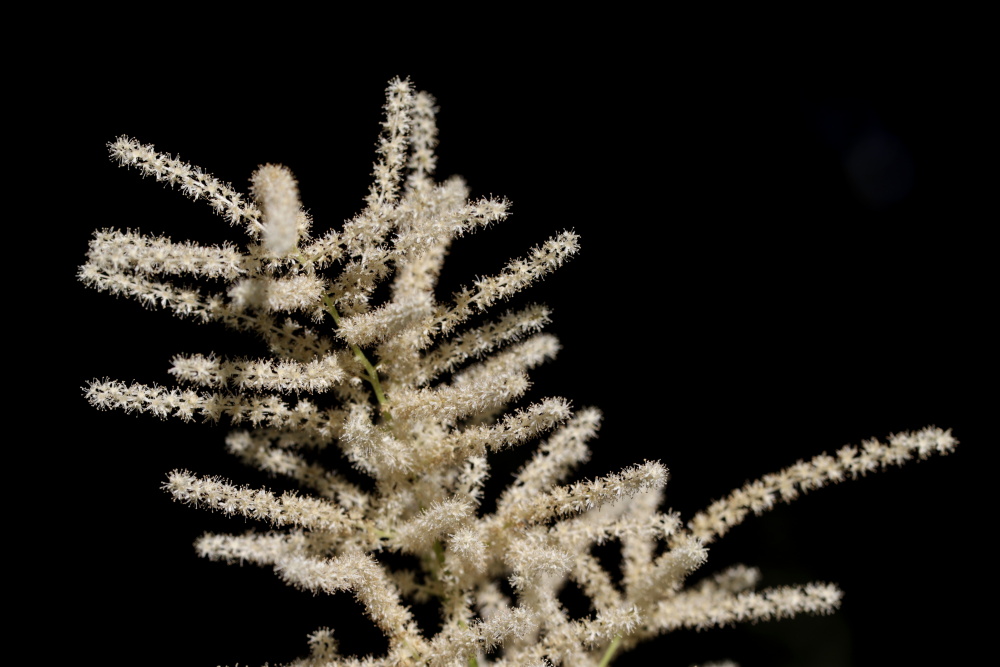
[43, 27, 988, 667]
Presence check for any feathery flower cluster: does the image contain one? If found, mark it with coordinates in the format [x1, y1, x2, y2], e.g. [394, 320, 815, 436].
[81, 78, 957, 666]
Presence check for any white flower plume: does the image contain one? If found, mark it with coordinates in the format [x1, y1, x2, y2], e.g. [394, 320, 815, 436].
[80, 77, 958, 667]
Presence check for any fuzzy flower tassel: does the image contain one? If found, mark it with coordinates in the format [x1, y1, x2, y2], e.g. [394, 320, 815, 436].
[81, 78, 957, 667]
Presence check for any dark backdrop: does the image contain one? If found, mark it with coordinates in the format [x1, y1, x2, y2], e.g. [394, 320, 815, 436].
[49, 42, 987, 667]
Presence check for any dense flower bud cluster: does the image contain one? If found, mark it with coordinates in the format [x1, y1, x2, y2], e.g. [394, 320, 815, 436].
[81, 78, 956, 666]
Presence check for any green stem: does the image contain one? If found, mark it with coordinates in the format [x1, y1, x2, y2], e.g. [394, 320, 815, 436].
[433, 540, 446, 568]
[322, 294, 393, 421]
[597, 634, 622, 667]
[455, 619, 479, 667]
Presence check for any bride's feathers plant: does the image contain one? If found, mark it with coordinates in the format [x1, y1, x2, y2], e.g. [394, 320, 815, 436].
[80, 77, 956, 666]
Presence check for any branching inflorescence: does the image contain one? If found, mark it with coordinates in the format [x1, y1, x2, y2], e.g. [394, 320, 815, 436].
[81, 78, 957, 666]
